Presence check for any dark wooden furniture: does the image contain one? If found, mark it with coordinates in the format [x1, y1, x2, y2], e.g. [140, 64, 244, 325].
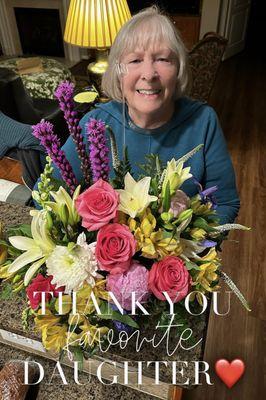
[171, 15, 201, 50]
[0, 157, 23, 184]
[188, 33, 228, 102]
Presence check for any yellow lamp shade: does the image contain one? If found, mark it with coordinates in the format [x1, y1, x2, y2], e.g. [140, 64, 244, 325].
[64, 0, 131, 49]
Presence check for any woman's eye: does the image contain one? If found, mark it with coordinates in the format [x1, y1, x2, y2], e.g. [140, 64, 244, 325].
[157, 58, 170, 62]
[129, 59, 141, 64]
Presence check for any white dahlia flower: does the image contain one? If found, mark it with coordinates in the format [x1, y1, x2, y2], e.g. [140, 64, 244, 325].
[46, 233, 98, 293]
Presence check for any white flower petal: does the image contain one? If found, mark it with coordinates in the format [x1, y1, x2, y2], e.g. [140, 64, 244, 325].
[124, 172, 136, 190]
[24, 257, 47, 286]
[9, 236, 36, 251]
[134, 176, 151, 198]
[46, 245, 98, 293]
[8, 249, 43, 274]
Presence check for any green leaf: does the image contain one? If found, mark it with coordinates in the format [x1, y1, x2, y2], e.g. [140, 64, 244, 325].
[193, 217, 217, 232]
[71, 346, 84, 370]
[162, 223, 174, 231]
[162, 181, 171, 212]
[185, 261, 201, 271]
[99, 302, 139, 328]
[7, 224, 32, 238]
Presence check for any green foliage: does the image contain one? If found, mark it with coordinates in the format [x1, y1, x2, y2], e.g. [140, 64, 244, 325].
[162, 181, 171, 212]
[0, 283, 13, 300]
[138, 154, 164, 196]
[111, 146, 132, 189]
[193, 217, 217, 232]
[99, 302, 139, 328]
[0, 241, 21, 258]
[32, 156, 55, 207]
[7, 224, 32, 238]
[185, 261, 201, 271]
[158, 303, 197, 346]
[22, 307, 33, 330]
[138, 153, 163, 177]
[70, 346, 84, 370]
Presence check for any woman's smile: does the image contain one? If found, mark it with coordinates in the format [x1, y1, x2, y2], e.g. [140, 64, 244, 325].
[136, 88, 162, 98]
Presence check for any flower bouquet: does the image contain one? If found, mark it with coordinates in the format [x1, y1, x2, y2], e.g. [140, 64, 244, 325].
[0, 82, 250, 361]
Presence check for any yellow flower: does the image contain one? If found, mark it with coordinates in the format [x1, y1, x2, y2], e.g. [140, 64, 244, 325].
[140, 211, 157, 237]
[79, 318, 109, 347]
[76, 280, 109, 315]
[93, 279, 110, 301]
[42, 324, 67, 353]
[162, 159, 192, 197]
[190, 228, 206, 241]
[116, 173, 157, 218]
[34, 309, 60, 332]
[54, 295, 72, 315]
[34, 310, 67, 353]
[190, 195, 215, 216]
[137, 230, 163, 258]
[130, 210, 183, 259]
[192, 248, 220, 303]
[68, 313, 86, 327]
[156, 237, 183, 259]
[0, 263, 12, 279]
[201, 248, 219, 262]
[66, 331, 82, 347]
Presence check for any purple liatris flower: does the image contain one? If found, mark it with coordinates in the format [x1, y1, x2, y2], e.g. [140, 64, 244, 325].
[54, 81, 91, 184]
[32, 120, 78, 194]
[86, 118, 110, 182]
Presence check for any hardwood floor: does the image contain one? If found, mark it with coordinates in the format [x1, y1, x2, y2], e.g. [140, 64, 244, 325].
[182, 49, 265, 400]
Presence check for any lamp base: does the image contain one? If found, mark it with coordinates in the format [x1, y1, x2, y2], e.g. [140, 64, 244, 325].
[87, 49, 109, 75]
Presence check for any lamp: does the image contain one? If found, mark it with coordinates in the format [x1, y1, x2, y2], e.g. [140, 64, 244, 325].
[64, 0, 131, 76]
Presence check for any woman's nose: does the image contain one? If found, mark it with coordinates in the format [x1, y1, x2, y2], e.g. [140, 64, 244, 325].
[140, 61, 158, 81]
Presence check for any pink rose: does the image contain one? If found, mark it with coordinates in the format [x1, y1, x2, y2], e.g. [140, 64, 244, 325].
[75, 179, 119, 231]
[26, 274, 64, 310]
[107, 261, 150, 310]
[148, 256, 191, 302]
[96, 223, 136, 274]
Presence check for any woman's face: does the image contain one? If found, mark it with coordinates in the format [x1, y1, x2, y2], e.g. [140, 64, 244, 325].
[120, 43, 178, 126]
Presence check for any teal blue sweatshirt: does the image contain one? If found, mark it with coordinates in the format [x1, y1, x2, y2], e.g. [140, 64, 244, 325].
[38, 97, 240, 224]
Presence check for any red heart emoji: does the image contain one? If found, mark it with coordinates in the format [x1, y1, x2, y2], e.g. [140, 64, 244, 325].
[215, 359, 245, 388]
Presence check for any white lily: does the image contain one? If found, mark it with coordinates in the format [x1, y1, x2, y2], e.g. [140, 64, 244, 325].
[8, 210, 55, 286]
[116, 172, 158, 218]
[162, 159, 192, 196]
[45, 185, 81, 226]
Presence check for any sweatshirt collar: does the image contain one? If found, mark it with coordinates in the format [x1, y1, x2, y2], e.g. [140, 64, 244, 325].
[95, 96, 206, 135]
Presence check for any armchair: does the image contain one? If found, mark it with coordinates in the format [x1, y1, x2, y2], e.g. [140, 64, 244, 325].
[0, 67, 69, 144]
[188, 32, 228, 102]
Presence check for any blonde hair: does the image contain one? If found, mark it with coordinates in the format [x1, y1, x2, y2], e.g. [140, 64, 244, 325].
[101, 6, 189, 101]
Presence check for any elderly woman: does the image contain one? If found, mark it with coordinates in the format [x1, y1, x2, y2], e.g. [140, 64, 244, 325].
[46, 6, 240, 224]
